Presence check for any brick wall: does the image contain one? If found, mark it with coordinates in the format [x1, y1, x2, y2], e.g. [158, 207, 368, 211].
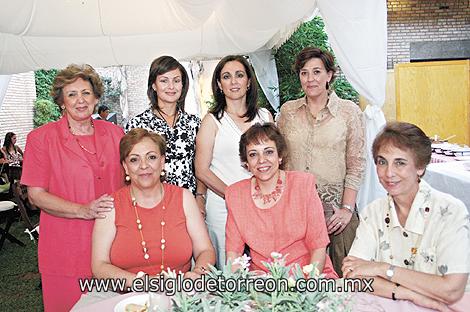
[0, 72, 36, 150]
[125, 65, 150, 123]
[387, 0, 470, 68]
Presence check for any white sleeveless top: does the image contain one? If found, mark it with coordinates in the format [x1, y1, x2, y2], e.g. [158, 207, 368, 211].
[209, 108, 271, 185]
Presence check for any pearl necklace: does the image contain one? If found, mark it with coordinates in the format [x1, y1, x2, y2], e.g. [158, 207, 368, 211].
[252, 172, 284, 204]
[131, 185, 166, 271]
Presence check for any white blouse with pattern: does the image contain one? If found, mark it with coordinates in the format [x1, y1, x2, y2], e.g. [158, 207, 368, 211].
[349, 180, 470, 291]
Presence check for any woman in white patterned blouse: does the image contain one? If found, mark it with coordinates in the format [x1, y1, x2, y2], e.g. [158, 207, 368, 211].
[343, 121, 469, 311]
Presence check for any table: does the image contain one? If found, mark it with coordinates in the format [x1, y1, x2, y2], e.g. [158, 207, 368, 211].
[431, 152, 456, 163]
[423, 161, 470, 212]
[71, 291, 446, 311]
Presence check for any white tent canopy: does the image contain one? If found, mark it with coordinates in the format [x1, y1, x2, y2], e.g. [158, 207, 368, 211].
[0, 0, 387, 207]
[0, 0, 317, 73]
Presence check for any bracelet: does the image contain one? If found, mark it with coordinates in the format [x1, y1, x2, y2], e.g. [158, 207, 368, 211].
[195, 193, 206, 201]
[194, 265, 207, 273]
[341, 204, 354, 213]
[392, 283, 400, 301]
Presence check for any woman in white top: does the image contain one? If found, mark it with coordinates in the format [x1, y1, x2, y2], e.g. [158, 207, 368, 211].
[196, 55, 272, 267]
[343, 122, 469, 312]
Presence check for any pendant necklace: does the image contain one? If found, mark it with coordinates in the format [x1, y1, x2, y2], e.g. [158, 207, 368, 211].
[155, 108, 179, 128]
[68, 120, 96, 155]
[131, 185, 166, 271]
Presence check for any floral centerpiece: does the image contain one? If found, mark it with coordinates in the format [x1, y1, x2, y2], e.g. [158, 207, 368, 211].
[167, 252, 352, 312]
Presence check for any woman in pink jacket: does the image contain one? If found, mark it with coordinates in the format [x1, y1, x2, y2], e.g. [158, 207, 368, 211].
[21, 64, 124, 311]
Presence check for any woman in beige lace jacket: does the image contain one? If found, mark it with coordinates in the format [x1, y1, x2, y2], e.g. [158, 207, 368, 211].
[277, 47, 366, 276]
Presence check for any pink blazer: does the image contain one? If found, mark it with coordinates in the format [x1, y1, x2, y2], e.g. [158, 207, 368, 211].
[21, 116, 124, 276]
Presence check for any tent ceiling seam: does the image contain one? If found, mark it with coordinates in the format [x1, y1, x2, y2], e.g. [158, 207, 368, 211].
[98, 0, 118, 66]
[18, 0, 37, 36]
[20, 37, 40, 70]
[97, 0, 106, 36]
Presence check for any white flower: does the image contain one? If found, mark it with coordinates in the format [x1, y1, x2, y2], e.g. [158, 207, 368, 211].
[314, 267, 320, 277]
[233, 254, 251, 270]
[317, 301, 328, 311]
[270, 252, 282, 259]
[302, 264, 314, 275]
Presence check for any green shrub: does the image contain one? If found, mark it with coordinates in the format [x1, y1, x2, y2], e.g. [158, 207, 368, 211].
[34, 69, 59, 127]
[34, 69, 57, 101]
[33, 99, 60, 128]
[275, 17, 358, 105]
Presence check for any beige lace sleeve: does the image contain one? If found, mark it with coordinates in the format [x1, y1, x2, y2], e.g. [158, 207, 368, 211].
[344, 105, 366, 190]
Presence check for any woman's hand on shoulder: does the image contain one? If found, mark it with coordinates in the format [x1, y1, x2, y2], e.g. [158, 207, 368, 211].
[80, 194, 114, 219]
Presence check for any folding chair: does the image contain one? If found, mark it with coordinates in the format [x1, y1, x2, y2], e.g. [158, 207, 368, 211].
[12, 182, 39, 241]
[0, 201, 25, 250]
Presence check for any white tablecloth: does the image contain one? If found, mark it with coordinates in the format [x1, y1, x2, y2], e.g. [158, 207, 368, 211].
[423, 161, 470, 213]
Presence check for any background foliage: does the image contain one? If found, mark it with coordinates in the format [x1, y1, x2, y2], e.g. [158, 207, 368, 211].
[35, 69, 57, 101]
[273, 17, 359, 108]
[33, 98, 61, 128]
[34, 69, 60, 127]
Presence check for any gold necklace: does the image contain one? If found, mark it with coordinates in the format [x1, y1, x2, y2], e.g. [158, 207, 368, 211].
[68, 121, 96, 155]
[131, 185, 166, 271]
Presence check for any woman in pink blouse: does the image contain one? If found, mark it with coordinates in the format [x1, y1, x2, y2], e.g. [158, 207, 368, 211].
[277, 47, 366, 276]
[225, 123, 337, 278]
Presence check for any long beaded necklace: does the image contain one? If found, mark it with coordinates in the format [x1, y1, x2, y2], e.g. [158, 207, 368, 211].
[131, 185, 166, 271]
[252, 172, 284, 204]
[68, 121, 96, 155]
[384, 198, 430, 268]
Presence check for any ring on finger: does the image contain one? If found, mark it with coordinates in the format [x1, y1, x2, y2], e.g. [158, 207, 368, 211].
[338, 221, 342, 226]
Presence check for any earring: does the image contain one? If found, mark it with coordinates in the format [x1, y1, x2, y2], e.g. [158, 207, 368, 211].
[160, 169, 166, 177]
[326, 81, 330, 90]
[279, 158, 282, 164]
[125, 175, 130, 182]
[247, 85, 250, 90]
[219, 88, 224, 94]
[61, 105, 65, 110]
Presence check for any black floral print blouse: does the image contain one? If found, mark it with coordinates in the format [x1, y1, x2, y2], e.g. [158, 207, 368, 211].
[124, 108, 200, 194]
